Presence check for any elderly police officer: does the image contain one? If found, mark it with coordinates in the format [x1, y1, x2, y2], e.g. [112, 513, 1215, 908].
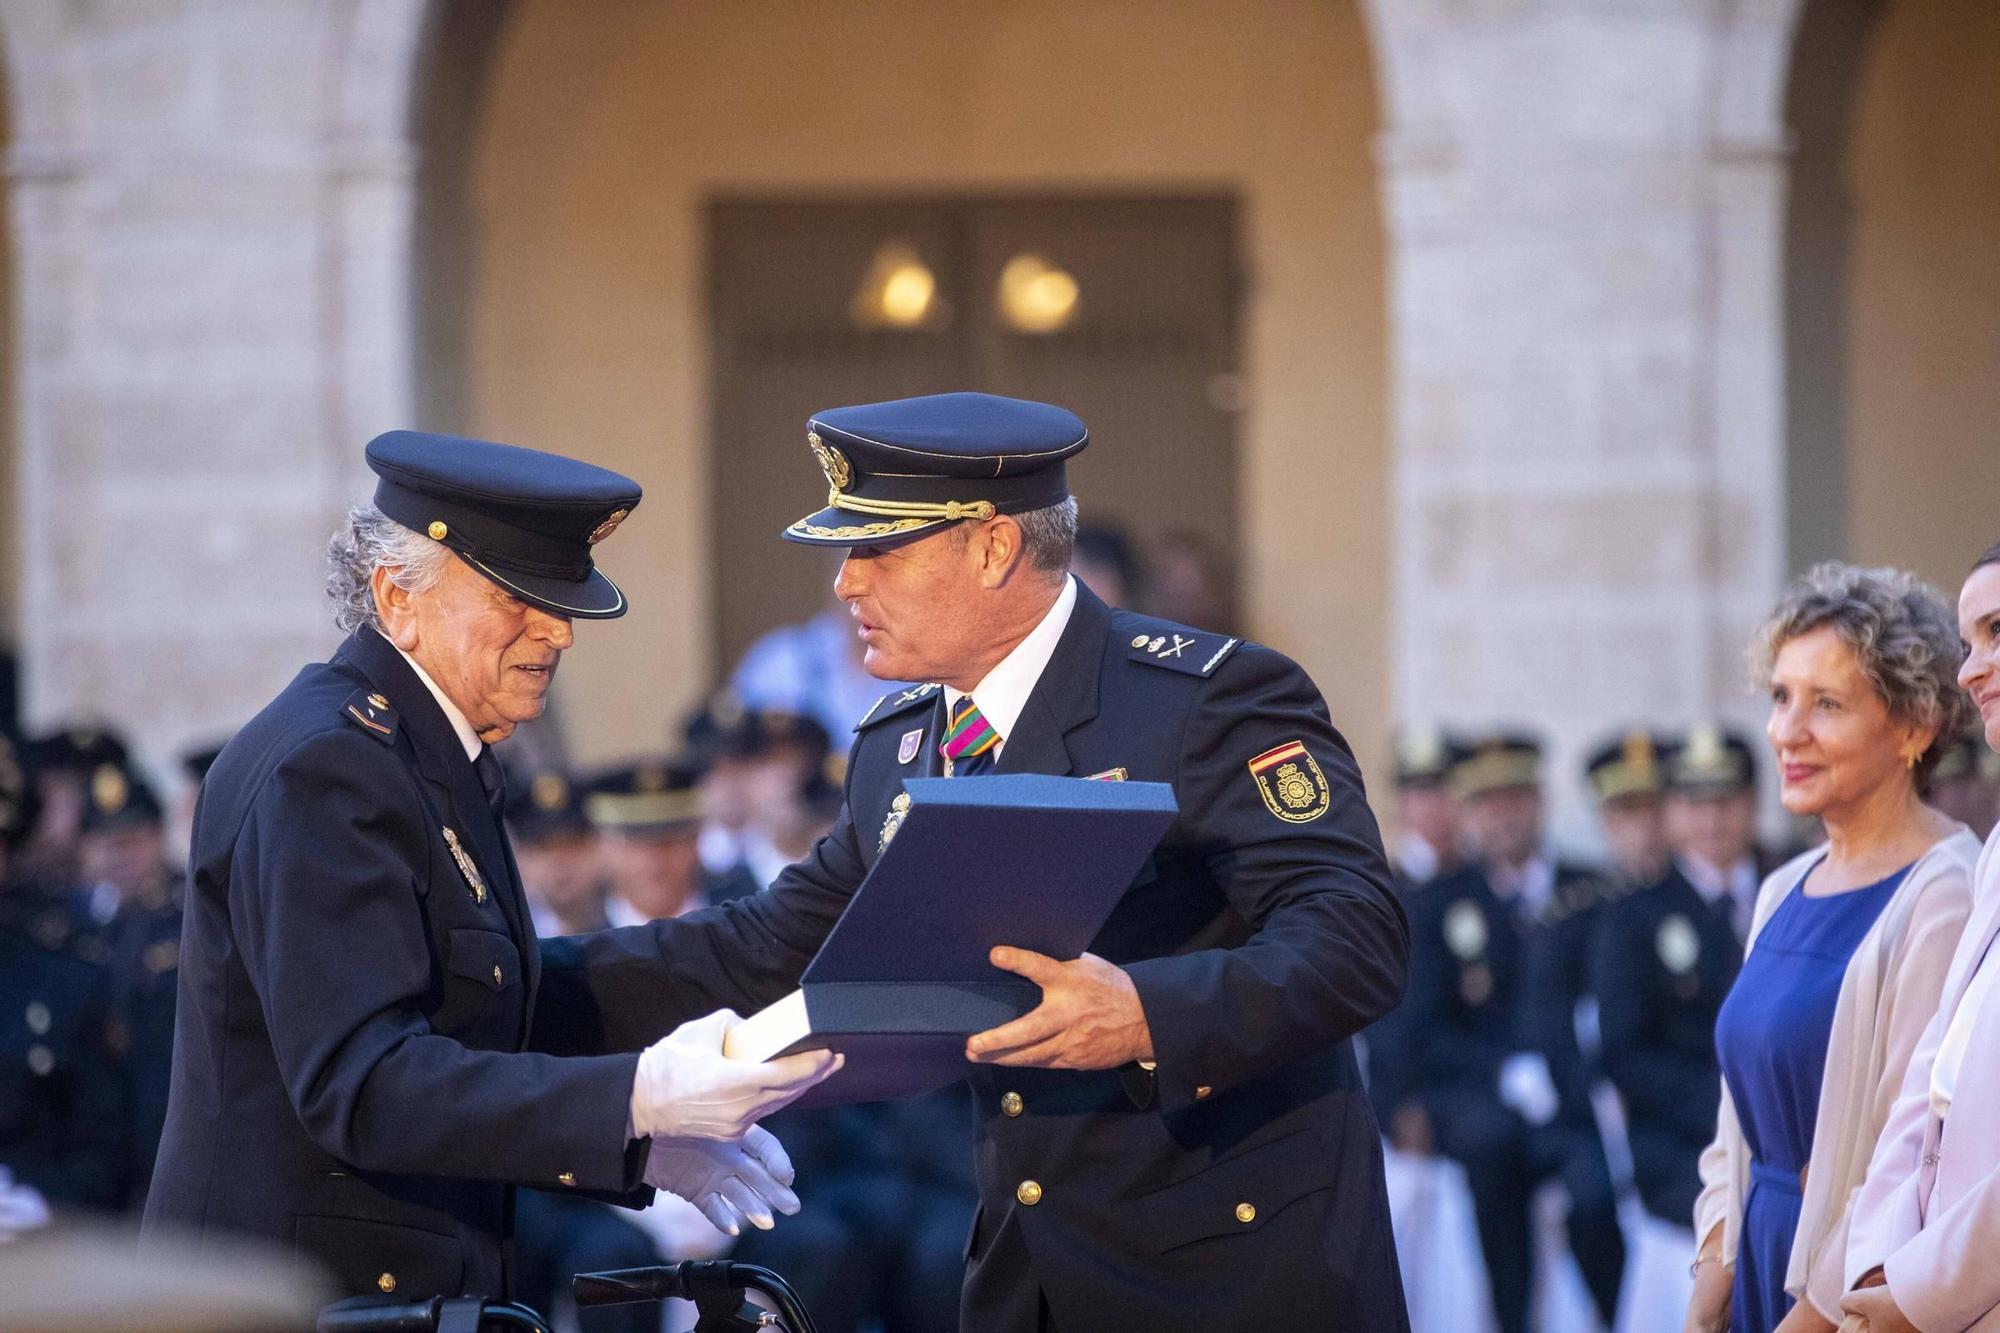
[143, 433, 836, 1304]
[581, 393, 1411, 1331]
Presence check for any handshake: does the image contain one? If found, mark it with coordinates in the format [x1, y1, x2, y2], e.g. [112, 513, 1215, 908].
[628, 1009, 841, 1236]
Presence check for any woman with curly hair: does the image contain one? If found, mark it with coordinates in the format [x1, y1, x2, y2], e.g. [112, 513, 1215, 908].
[1683, 563, 1981, 1333]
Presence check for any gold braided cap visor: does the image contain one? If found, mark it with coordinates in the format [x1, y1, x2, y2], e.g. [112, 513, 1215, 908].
[782, 464, 1073, 547]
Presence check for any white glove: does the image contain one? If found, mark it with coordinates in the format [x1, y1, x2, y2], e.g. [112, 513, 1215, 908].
[0, 1167, 50, 1244]
[644, 1124, 800, 1237]
[1498, 1052, 1560, 1127]
[629, 1009, 841, 1141]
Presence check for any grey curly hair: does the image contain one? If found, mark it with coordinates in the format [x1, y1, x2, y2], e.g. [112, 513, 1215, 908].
[1751, 561, 1970, 781]
[325, 505, 451, 634]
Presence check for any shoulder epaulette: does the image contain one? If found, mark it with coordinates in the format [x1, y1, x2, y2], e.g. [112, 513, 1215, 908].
[341, 687, 400, 745]
[855, 682, 942, 731]
[1116, 617, 1241, 678]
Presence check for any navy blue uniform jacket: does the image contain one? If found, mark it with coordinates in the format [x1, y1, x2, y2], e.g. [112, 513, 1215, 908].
[144, 629, 647, 1299]
[541, 584, 1412, 1331]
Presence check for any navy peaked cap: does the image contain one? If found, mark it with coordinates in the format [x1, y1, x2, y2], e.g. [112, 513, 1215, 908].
[366, 430, 642, 619]
[783, 391, 1088, 548]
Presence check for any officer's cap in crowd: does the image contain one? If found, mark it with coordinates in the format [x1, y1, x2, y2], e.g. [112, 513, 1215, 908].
[1393, 727, 1471, 789]
[683, 693, 831, 770]
[1586, 730, 1670, 805]
[24, 724, 129, 778]
[583, 761, 703, 836]
[783, 391, 1088, 549]
[81, 761, 163, 835]
[366, 430, 643, 619]
[505, 768, 592, 845]
[1666, 724, 1756, 796]
[1449, 733, 1543, 799]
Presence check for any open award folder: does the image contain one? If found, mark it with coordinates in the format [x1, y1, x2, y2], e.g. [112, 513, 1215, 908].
[722, 773, 1178, 1105]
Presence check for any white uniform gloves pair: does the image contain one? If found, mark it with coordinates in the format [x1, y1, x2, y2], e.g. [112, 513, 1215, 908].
[629, 1009, 841, 1236]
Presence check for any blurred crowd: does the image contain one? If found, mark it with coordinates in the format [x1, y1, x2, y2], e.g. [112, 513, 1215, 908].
[8, 525, 1999, 1333]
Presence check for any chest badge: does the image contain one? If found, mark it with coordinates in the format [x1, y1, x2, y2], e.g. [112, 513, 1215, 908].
[441, 827, 488, 905]
[1657, 913, 1700, 975]
[878, 792, 912, 853]
[898, 729, 924, 765]
[1444, 900, 1488, 960]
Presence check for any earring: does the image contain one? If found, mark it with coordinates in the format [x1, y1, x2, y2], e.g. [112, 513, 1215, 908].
[1904, 750, 1920, 770]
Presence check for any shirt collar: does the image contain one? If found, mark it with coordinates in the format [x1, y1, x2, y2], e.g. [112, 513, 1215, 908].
[943, 576, 1078, 749]
[381, 632, 483, 762]
[1676, 852, 1756, 907]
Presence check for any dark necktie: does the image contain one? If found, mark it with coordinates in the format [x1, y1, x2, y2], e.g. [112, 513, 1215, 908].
[940, 696, 1000, 777]
[473, 745, 508, 822]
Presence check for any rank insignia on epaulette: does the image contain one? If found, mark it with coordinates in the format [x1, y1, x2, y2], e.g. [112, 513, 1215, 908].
[1247, 740, 1331, 823]
[343, 688, 399, 743]
[857, 682, 940, 730]
[441, 827, 487, 904]
[1126, 627, 1240, 677]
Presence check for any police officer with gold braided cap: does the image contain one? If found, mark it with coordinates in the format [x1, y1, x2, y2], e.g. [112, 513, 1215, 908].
[563, 392, 1411, 1331]
[1396, 733, 1625, 1333]
[144, 431, 838, 1303]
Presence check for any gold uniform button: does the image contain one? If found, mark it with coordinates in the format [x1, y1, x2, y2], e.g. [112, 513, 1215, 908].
[377, 1273, 397, 1294]
[493, 965, 503, 986]
[1016, 1180, 1043, 1207]
[1195, 1085, 1213, 1100]
[1001, 1092, 1024, 1117]
[1235, 1202, 1256, 1224]
[428, 521, 448, 541]
[558, 1171, 577, 1188]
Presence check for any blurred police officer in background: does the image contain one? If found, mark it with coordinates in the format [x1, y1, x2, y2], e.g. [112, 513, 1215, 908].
[586, 759, 745, 924]
[507, 766, 611, 937]
[143, 431, 835, 1304]
[1661, 724, 1768, 942]
[1390, 727, 1468, 887]
[1587, 730, 1672, 888]
[1396, 734, 1625, 1333]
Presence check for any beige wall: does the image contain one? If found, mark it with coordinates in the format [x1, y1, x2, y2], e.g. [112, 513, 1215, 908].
[1843, 0, 2000, 592]
[462, 0, 1388, 771]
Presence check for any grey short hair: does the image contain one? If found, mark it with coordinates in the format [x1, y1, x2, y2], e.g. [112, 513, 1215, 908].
[1011, 497, 1079, 576]
[325, 505, 451, 634]
[1751, 561, 1970, 781]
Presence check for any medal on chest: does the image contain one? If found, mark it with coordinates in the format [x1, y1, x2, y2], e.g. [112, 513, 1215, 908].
[441, 827, 488, 904]
[877, 792, 912, 853]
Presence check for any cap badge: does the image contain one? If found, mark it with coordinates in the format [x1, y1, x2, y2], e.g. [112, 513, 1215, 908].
[1657, 914, 1701, 975]
[1247, 740, 1331, 823]
[878, 790, 912, 853]
[91, 763, 128, 814]
[1445, 900, 1488, 960]
[898, 729, 923, 765]
[441, 827, 488, 905]
[588, 508, 629, 544]
[808, 432, 853, 492]
[636, 765, 667, 793]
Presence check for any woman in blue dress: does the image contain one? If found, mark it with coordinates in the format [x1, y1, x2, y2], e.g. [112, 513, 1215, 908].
[1684, 563, 1980, 1333]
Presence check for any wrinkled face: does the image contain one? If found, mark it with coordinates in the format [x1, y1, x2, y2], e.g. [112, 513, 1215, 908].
[1959, 563, 2000, 752]
[387, 556, 574, 744]
[1599, 793, 1668, 882]
[601, 829, 703, 920]
[515, 833, 602, 916]
[1767, 625, 1928, 820]
[834, 527, 990, 685]
[1665, 788, 1757, 871]
[1461, 785, 1543, 868]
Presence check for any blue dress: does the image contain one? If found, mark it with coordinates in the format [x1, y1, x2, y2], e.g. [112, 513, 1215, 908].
[1712, 860, 1909, 1333]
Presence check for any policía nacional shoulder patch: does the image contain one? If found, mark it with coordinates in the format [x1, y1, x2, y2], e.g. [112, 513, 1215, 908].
[1248, 739, 1331, 823]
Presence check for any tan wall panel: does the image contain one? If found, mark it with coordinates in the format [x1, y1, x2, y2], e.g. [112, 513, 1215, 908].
[465, 0, 1386, 772]
[1845, 0, 2000, 593]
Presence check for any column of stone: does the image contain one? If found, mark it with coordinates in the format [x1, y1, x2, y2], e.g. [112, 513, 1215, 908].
[2, 0, 427, 767]
[1365, 0, 1803, 843]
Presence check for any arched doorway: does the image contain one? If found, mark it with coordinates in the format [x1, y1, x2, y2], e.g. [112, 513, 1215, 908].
[416, 0, 1389, 769]
[1785, 0, 2000, 589]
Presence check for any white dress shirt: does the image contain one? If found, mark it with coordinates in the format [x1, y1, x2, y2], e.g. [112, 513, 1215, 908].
[941, 575, 1077, 759]
[1676, 852, 1759, 937]
[1931, 930, 2000, 1120]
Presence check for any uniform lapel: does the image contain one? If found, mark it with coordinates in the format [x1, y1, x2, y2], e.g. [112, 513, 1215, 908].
[992, 582, 1107, 777]
[338, 632, 532, 950]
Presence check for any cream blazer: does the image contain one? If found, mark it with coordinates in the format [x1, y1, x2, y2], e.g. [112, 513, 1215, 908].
[1841, 826, 2000, 1332]
[1692, 828, 1981, 1321]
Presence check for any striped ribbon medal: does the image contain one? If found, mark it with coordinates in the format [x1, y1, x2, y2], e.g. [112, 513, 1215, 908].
[940, 696, 1000, 777]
